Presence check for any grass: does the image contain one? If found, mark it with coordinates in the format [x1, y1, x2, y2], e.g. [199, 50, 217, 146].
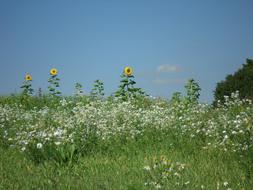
[1, 93, 253, 189]
[1, 127, 252, 189]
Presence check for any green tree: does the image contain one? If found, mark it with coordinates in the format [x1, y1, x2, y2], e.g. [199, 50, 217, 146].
[214, 58, 253, 103]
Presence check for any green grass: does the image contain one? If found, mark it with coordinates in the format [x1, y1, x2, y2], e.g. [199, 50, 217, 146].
[1, 128, 252, 189]
[1, 94, 253, 189]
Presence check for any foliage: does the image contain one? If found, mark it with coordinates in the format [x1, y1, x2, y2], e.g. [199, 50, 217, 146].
[115, 73, 146, 101]
[171, 92, 182, 103]
[0, 94, 253, 189]
[1, 92, 253, 162]
[1, 66, 253, 189]
[20, 75, 34, 108]
[74, 82, 83, 97]
[214, 58, 253, 104]
[144, 156, 187, 189]
[37, 87, 43, 97]
[48, 70, 61, 96]
[184, 78, 201, 104]
[20, 77, 34, 96]
[90, 79, 104, 100]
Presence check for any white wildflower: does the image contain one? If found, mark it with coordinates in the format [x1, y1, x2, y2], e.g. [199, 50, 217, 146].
[54, 141, 61, 146]
[184, 181, 190, 185]
[155, 183, 162, 189]
[144, 166, 151, 171]
[36, 143, 43, 149]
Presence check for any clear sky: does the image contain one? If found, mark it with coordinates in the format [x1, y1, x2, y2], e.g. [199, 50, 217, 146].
[0, 0, 253, 102]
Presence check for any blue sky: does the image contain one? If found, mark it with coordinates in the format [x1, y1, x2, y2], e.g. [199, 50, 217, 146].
[0, 0, 253, 102]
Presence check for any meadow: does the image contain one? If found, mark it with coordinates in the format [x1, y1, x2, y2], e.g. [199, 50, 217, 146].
[0, 68, 253, 189]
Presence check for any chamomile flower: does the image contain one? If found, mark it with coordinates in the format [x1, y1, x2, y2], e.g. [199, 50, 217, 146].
[36, 143, 43, 149]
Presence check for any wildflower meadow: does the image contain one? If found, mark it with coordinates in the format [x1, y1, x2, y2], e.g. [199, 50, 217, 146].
[0, 67, 253, 189]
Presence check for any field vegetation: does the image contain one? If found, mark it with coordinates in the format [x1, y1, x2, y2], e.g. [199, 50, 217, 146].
[1, 67, 253, 189]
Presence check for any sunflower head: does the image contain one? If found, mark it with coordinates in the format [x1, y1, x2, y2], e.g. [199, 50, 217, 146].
[50, 68, 58, 76]
[124, 66, 133, 76]
[25, 74, 32, 81]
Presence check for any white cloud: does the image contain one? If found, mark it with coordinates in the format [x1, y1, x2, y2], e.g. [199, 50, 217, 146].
[153, 78, 186, 85]
[156, 64, 181, 73]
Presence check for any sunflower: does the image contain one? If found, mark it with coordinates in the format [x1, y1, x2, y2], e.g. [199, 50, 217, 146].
[25, 74, 32, 81]
[50, 68, 58, 76]
[124, 66, 133, 76]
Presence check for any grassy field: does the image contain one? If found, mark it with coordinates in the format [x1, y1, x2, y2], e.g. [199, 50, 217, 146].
[0, 94, 253, 189]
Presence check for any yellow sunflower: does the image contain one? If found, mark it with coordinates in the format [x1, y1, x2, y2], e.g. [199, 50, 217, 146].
[25, 74, 32, 81]
[124, 66, 133, 76]
[50, 68, 58, 76]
